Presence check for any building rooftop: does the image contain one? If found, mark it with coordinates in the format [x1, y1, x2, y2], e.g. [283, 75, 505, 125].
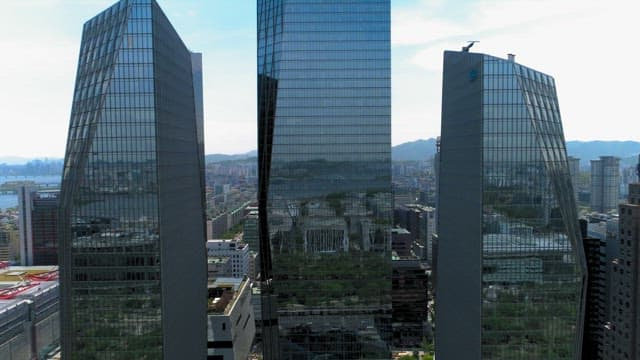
[0, 265, 58, 311]
[207, 277, 249, 315]
[391, 227, 410, 235]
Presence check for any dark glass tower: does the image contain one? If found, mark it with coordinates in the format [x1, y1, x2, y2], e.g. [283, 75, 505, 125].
[18, 187, 60, 265]
[436, 51, 586, 359]
[257, 1, 392, 358]
[59, 1, 206, 358]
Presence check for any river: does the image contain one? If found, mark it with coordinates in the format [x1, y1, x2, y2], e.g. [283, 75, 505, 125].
[0, 175, 61, 210]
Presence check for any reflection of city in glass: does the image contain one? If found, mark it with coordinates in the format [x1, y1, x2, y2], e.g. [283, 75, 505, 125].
[437, 51, 585, 359]
[59, 0, 206, 358]
[258, 0, 392, 358]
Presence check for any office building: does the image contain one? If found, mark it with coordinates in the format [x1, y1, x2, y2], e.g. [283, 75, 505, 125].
[207, 277, 256, 360]
[391, 253, 429, 348]
[391, 228, 412, 257]
[602, 182, 640, 359]
[437, 50, 586, 359]
[0, 230, 10, 261]
[580, 219, 607, 360]
[591, 156, 621, 213]
[18, 187, 59, 266]
[207, 239, 250, 278]
[257, 0, 392, 358]
[208, 256, 232, 279]
[0, 265, 59, 360]
[568, 156, 581, 203]
[395, 204, 436, 262]
[59, 0, 206, 358]
[243, 208, 259, 253]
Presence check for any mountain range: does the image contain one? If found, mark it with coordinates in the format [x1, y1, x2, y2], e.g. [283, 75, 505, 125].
[391, 139, 640, 167]
[2, 140, 638, 168]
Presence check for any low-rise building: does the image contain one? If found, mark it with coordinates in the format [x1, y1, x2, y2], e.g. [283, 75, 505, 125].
[0, 265, 59, 360]
[208, 256, 232, 279]
[207, 239, 250, 278]
[207, 277, 255, 360]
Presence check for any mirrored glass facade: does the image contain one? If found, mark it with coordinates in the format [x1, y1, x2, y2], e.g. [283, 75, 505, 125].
[258, 1, 392, 358]
[437, 51, 586, 360]
[59, 1, 206, 359]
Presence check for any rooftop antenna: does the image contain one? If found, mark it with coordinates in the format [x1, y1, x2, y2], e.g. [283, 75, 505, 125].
[462, 40, 479, 52]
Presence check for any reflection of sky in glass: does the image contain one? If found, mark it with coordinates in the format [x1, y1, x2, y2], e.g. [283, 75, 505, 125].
[480, 55, 582, 359]
[259, 0, 393, 358]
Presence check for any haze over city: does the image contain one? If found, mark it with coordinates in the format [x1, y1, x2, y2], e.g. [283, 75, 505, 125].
[1, 0, 637, 158]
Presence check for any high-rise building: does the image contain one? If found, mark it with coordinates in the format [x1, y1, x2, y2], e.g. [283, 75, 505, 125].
[602, 182, 640, 359]
[437, 50, 586, 359]
[395, 204, 436, 262]
[18, 187, 59, 266]
[580, 218, 607, 360]
[257, 1, 392, 358]
[0, 230, 10, 262]
[590, 156, 621, 213]
[243, 207, 259, 253]
[568, 156, 581, 203]
[391, 254, 429, 348]
[59, 1, 206, 358]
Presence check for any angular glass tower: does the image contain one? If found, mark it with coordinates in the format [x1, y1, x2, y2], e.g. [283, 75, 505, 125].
[257, 1, 392, 358]
[436, 51, 586, 359]
[59, 1, 207, 358]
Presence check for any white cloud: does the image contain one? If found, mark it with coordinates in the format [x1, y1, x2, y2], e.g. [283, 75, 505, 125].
[391, 0, 640, 143]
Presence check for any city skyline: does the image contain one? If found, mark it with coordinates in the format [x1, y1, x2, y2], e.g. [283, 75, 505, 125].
[1, 0, 638, 158]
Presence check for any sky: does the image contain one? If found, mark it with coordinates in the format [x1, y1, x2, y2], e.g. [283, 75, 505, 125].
[0, 0, 637, 159]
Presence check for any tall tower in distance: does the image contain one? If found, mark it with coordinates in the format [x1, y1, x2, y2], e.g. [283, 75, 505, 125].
[590, 156, 621, 213]
[18, 187, 59, 265]
[258, 0, 392, 358]
[436, 50, 586, 359]
[59, 0, 206, 358]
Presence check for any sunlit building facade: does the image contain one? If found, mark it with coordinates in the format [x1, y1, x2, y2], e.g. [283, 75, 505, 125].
[257, 1, 392, 358]
[436, 51, 586, 359]
[590, 156, 620, 213]
[59, 0, 206, 358]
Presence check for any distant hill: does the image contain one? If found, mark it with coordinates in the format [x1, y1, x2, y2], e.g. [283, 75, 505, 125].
[389, 139, 639, 166]
[205, 150, 257, 163]
[566, 141, 640, 167]
[392, 138, 438, 161]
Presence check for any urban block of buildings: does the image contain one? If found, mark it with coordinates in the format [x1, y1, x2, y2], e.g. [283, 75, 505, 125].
[0, 265, 59, 360]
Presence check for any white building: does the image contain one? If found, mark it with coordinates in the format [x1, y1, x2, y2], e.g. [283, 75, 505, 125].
[0, 266, 59, 360]
[206, 239, 250, 278]
[207, 277, 255, 360]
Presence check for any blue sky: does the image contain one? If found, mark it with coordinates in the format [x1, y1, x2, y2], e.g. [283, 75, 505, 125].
[0, 0, 637, 158]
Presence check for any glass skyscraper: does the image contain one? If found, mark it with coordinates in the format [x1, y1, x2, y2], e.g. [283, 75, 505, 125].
[436, 51, 586, 359]
[59, 1, 207, 358]
[257, 1, 392, 358]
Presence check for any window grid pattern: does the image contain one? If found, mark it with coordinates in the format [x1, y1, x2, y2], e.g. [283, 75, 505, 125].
[258, 0, 392, 358]
[60, 1, 163, 358]
[480, 56, 583, 359]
